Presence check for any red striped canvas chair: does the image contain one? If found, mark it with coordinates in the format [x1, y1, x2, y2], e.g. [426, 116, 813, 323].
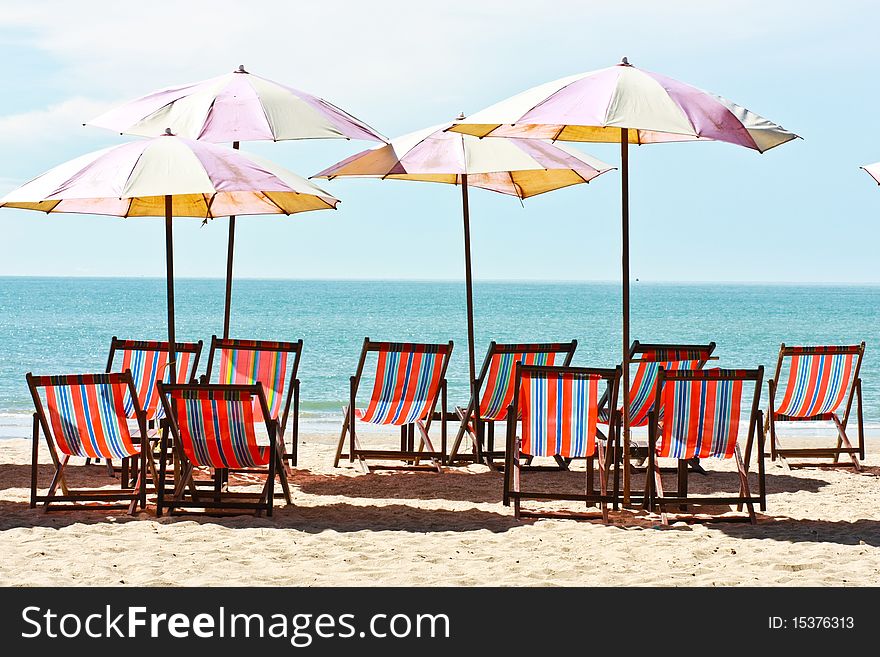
[448, 341, 577, 467]
[106, 337, 203, 424]
[204, 336, 303, 465]
[26, 372, 148, 514]
[599, 341, 716, 429]
[646, 368, 765, 524]
[156, 382, 291, 516]
[503, 364, 621, 522]
[334, 338, 453, 473]
[766, 343, 866, 471]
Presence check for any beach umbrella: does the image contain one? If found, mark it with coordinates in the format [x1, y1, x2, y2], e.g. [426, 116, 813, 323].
[88, 65, 385, 337]
[450, 58, 799, 499]
[1, 131, 339, 377]
[861, 163, 880, 183]
[313, 118, 614, 453]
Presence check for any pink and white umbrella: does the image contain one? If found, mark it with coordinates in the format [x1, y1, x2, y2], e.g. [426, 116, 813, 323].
[861, 163, 880, 184]
[451, 58, 799, 498]
[1, 132, 339, 373]
[315, 120, 614, 458]
[88, 65, 385, 337]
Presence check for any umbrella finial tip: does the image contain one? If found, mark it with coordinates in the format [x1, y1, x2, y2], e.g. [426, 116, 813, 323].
[236, 64, 247, 73]
[163, 128, 174, 136]
[456, 111, 466, 121]
[621, 56, 630, 65]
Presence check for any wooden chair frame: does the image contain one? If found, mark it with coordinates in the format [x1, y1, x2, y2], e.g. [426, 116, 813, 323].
[334, 338, 453, 474]
[765, 343, 866, 471]
[27, 371, 149, 515]
[156, 382, 291, 517]
[448, 340, 577, 468]
[102, 337, 203, 480]
[503, 364, 622, 522]
[646, 367, 766, 525]
[204, 336, 303, 466]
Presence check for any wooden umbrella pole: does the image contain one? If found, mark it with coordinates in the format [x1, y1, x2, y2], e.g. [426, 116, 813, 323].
[164, 194, 177, 382]
[620, 128, 631, 504]
[222, 141, 240, 339]
[461, 173, 480, 458]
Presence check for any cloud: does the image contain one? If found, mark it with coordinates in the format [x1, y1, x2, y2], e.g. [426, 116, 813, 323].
[0, 97, 112, 143]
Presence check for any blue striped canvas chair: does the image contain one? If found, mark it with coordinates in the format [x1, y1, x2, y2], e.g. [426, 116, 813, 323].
[156, 381, 291, 516]
[766, 343, 866, 471]
[334, 338, 453, 473]
[503, 364, 621, 522]
[448, 340, 577, 468]
[26, 371, 148, 514]
[646, 367, 766, 524]
[204, 336, 303, 466]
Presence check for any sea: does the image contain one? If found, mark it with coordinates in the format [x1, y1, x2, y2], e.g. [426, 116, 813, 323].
[1, 277, 877, 438]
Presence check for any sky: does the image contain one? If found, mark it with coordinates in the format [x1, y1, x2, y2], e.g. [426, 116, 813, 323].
[0, 0, 878, 283]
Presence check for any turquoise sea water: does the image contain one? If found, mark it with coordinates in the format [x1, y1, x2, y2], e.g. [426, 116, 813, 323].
[0, 277, 877, 436]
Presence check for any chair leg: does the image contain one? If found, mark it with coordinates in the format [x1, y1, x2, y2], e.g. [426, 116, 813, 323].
[734, 445, 756, 524]
[832, 414, 861, 471]
[333, 406, 349, 468]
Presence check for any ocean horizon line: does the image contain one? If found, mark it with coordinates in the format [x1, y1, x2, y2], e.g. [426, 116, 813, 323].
[1, 275, 879, 287]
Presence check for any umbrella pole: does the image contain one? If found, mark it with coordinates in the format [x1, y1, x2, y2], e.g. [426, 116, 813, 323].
[164, 194, 177, 382]
[620, 128, 631, 504]
[461, 174, 480, 462]
[222, 141, 240, 339]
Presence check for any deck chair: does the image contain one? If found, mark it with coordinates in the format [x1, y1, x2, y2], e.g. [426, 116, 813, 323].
[204, 336, 303, 466]
[100, 337, 203, 477]
[448, 340, 577, 467]
[598, 341, 715, 469]
[503, 364, 621, 522]
[765, 343, 866, 471]
[156, 382, 291, 516]
[646, 367, 766, 524]
[334, 338, 453, 473]
[26, 372, 148, 514]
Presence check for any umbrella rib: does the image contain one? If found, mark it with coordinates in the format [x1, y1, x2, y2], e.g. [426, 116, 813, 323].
[260, 191, 291, 215]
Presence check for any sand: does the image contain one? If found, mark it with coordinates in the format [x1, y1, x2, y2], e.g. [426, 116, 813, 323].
[0, 433, 878, 587]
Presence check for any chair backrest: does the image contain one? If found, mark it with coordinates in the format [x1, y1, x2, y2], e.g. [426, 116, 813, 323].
[158, 382, 273, 469]
[514, 364, 620, 459]
[477, 341, 577, 421]
[205, 336, 302, 424]
[106, 337, 203, 421]
[655, 368, 763, 460]
[626, 341, 716, 426]
[772, 344, 865, 420]
[355, 340, 453, 426]
[27, 372, 142, 460]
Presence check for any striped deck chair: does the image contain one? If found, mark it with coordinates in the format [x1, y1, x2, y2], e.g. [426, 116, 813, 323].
[334, 338, 453, 473]
[503, 364, 621, 521]
[106, 337, 203, 424]
[646, 368, 765, 524]
[26, 372, 148, 514]
[448, 340, 577, 468]
[204, 336, 303, 466]
[156, 382, 291, 516]
[766, 343, 866, 471]
[598, 341, 715, 468]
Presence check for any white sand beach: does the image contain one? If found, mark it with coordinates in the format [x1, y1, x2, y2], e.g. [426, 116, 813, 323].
[0, 434, 878, 587]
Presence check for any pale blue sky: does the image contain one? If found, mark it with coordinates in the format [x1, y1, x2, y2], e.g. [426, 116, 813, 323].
[0, 0, 878, 283]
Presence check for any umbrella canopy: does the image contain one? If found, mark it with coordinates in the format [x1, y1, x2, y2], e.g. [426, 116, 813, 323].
[315, 121, 613, 196]
[450, 58, 798, 498]
[861, 163, 880, 184]
[1, 132, 339, 374]
[88, 65, 386, 143]
[2, 132, 338, 216]
[315, 120, 614, 462]
[449, 59, 798, 151]
[88, 65, 384, 338]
